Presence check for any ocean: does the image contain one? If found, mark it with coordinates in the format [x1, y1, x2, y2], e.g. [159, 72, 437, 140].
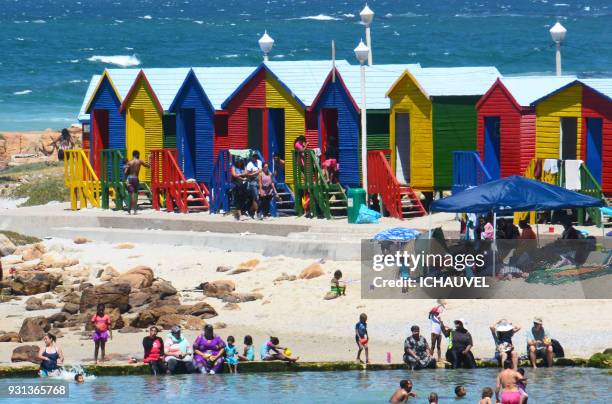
[0, 0, 610, 131]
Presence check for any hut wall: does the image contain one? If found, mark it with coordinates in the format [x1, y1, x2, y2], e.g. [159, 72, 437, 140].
[581, 86, 612, 194]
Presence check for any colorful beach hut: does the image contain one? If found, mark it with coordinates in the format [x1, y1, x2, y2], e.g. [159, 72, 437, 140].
[531, 79, 612, 194]
[475, 76, 576, 179]
[386, 67, 501, 191]
[118, 68, 189, 181]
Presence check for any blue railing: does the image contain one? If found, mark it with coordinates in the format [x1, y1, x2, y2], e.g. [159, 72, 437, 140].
[452, 151, 493, 194]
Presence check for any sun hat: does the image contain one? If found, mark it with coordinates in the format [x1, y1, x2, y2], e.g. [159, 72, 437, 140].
[533, 317, 543, 324]
[496, 319, 513, 332]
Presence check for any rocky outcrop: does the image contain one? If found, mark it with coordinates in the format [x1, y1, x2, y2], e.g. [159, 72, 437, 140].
[177, 302, 217, 319]
[10, 272, 62, 295]
[79, 281, 131, 313]
[98, 266, 120, 281]
[200, 280, 235, 298]
[0, 234, 17, 256]
[19, 317, 50, 342]
[0, 332, 21, 342]
[14, 243, 46, 261]
[156, 314, 205, 331]
[25, 297, 56, 311]
[221, 292, 263, 303]
[39, 252, 78, 269]
[116, 266, 154, 289]
[11, 345, 40, 363]
[299, 263, 325, 279]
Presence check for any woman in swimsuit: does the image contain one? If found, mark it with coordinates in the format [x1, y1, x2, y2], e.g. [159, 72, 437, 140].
[37, 333, 64, 377]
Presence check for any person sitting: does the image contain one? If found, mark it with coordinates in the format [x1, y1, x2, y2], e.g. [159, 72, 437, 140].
[330, 270, 346, 296]
[37, 333, 64, 377]
[321, 158, 339, 184]
[261, 336, 299, 362]
[491, 319, 521, 370]
[403, 325, 436, 370]
[518, 220, 536, 240]
[142, 326, 165, 375]
[193, 324, 226, 374]
[237, 335, 255, 362]
[164, 326, 194, 374]
[527, 317, 553, 368]
[560, 217, 580, 240]
[442, 319, 476, 369]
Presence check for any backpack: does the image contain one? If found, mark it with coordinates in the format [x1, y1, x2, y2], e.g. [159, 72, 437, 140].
[551, 339, 564, 358]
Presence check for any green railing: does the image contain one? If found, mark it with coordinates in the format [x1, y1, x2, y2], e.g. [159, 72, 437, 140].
[293, 149, 347, 219]
[577, 164, 605, 227]
[100, 149, 128, 210]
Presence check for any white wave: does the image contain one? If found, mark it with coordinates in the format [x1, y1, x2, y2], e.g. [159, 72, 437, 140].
[554, 3, 569, 6]
[222, 54, 239, 58]
[80, 47, 94, 51]
[291, 14, 340, 21]
[273, 54, 286, 58]
[385, 13, 393, 17]
[342, 13, 355, 18]
[32, 19, 46, 23]
[13, 90, 32, 95]
[194, 20, 203, 24]
[70, 59, 79, 63]
[124, 47, 134, 50]
[584, 6, 590, 11]
[87, 54, 141, 67]
[140, 15, 153, 19]
[69, 79, 87, 83]
[115, 19, 124, 23]
[16, 37, 24, 41]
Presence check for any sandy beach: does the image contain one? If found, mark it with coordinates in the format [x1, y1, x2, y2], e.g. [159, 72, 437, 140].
[1, 235, 610, 366]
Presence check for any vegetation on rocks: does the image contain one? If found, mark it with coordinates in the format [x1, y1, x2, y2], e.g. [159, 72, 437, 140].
[0, 230, 41, 245]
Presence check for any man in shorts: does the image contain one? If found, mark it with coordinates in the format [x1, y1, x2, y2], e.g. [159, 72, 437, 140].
[124, 150, 149, 215]
[245, 152, 262, 218]
[526, 317, 553, 368]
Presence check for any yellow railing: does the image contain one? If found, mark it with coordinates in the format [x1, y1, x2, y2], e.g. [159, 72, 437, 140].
[64, 149, 101, 210]
[514, 159, 560, 224]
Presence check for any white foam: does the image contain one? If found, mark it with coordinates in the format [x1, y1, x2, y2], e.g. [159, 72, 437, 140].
[291, 14, 340, 21]
[140, 15, 153, 20]
[87, 54, 141, 67]
[222, 54, 239, 58]
[13, 90, 32, 95]
[342, 13, 355, 18]
[554, 3, 569, 6]
[70, 59, 79, 63]
[115, 19, 124, 23]
[32, 19, 46, 23]
[16, 37, 24, 41]
[194, 20, 204, 24]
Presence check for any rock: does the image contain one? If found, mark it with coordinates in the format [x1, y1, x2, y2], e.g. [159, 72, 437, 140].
[146, 296, 180, 309]
[603, 348, 612, 356]
[238, 258, 260, 269]
[25, 297, 42, 308]
[0, 234, 17, 256]
[10, 271, 62, 295]
[222, 292, 263, 303]
[11, 345, 40, 363]
[229, 267, 252, 275]
[129, 279, 177, 308]
[274, 273, 297, 282]
[129, 291, 153, 308]
[148, 279, 177, 298]
[49, 329, 63, 339]
[60, 291, 81, 305]
[299, 263, 325, 279]
[84, 308, 124, 331]
[47, 313, 67, 324]
[19, 316, 50, 342]
[223, 303, 240, 311]
[13, 260, 41, 272]
[130, 306, 175, 328]
[200, 280, 236, 298]
[79, 282, 93, 291]
[156, 314, 205, 330]
[99, 266, 120, 281]
[79, 281, 131, 313]
[65, 265, 91, 279]
[115, 243, 135, 249]
[73, 237, 90, 244]
[118, 326, 142, 334]
[40, 252, 78, 268]
[117, 266, 154, 289]
[324, 291, 340, 300]
[213, 322, 227, 329]
[216, 266, 232, 273]
[14, 243, 46, 261]
[0, 332, 21, 342]
[177, 302, 218, 319]
[61, 303, 79, 315]
[587, 352, 612, 368]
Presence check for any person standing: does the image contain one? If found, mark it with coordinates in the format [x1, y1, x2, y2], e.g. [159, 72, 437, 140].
[245, 152, 262, 218]
[258, 162, 277, 219]
[355, 313, 369, 364]
[143, 326, 165, 375]
[527, 317, 554, 368]
[442, 319, 475, 369]
[37, 333, 64, 377]
[91, 304, 111, 364]
[428, 299, 446, 362]
[123, 150, 149, 215]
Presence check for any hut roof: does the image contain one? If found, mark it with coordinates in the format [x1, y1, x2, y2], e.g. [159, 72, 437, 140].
[497, 76, 577, 107]
[580, 78, 612, 101]
[78, 74, 102, 122]
[411, 66, 501, 97]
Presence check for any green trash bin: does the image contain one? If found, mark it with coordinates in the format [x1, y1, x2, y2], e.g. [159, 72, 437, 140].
[347, 188, 366, 224]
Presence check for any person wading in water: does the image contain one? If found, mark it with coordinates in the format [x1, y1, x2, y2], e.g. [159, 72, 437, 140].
[123, 150, 149, 215]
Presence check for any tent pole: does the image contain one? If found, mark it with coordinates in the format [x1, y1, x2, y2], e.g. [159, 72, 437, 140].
[428, 211, 432, 239]
[535, 214, 540, 248]
[493, 212, 497, 278]
[602, 209, 606, 252]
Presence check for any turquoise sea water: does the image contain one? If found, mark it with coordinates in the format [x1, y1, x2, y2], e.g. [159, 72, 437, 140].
[0, 0, 611, 131]
[5, 368, 611, 403]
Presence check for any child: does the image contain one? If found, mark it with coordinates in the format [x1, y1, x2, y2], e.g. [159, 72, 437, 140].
[91, 303, 111, 364]
[74, 373, 85, 384]
[355, 313, 369, 364]
[455, 385, 466, 398]
[330, 270, 346, 296]
[428, 299, 446, 362]
[517, 367, 528, 403]
[225, 336, 238, 373]
[237, 335, 255, 361]
[428, 392, 438, 403]
[479, 387, 494, 404]
[262, 337, 299, 362]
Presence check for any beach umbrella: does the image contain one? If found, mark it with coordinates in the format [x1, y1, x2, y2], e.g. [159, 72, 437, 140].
[372, 227, 421, 241]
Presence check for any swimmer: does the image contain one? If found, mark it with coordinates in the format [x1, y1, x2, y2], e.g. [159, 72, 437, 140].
[389, 379, 416, 403]
[455, 385, 466, 399]
[495, 361, 526, 404]
[428, 392, 439, 403]
[74, 373, 85, 384]
[479, 387, 494, 404]
[517, 368, 528, 403]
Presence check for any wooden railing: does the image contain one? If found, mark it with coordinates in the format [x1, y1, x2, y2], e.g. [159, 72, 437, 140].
[64, 149, 100, 210]
[452, 151, 493, 194]
[100, 149, 127, 210]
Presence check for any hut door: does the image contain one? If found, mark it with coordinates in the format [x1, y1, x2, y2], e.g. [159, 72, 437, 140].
[248, 109, 263, 154]
[127, 109, 146, 181]
[395, 112, 410, 184]
[91, 109, 109, 176]
[560, 117, 577, 160]
[484, 117, 501, 179]
[321, 109, 339, 161]
[586, 118, 603, 184]
[178, 108, 196, 179]
[268, 108, 285, 180]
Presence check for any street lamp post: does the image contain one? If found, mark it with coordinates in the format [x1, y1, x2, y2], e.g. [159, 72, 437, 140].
[359, 4, 374, 66]
[549, 22, 567, 76]
[355, 39, 370, 193]
[259, 30, 274, 62]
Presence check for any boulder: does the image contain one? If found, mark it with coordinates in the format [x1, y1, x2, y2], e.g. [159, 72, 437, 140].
[10, 272, 62, 295]
[238, 258, 260, 269]
[25, 297, 56, 311]
[117, 266, 154, 289]
[324, 291, 340, 300]
[73, 237, 90, 244]
[156, 314, 205, 330]
[177, 302, 218, 319]
[60, 291, 81, 305]
[64, 265, 91, 279]
[19, 316, 50, 342]
[15, 243, 46, 261]
[79, 281, 131, 313]
[129, 279, 177, 308]
[200, 280, 236, 298]
[11, 345, 40, 363]
[99, 266, 120, 281]
[13, 260, 41, 272]
[213, 322, 227, 329]
[114, 243, 134, 249]
[222, 292, 263, 304]
[61, 302, 79, 315]
[129, 291, 153, 308]
[40, 252, 78, 268]
[299, 263, 325, 279]
[0, 234, 17, 256]
[223, 303, 240, 311]
[148, 279, 177, 298]
[216, 266, 232, 273]
[47, 312, 67, 325]
[84, 308, 124, 331]
[118, 326, 141, 334]
[274, 273, 297, 282]
[229, 268, 252, 275]
[0, 332, 21, 342]
[130, 305, 175, 328]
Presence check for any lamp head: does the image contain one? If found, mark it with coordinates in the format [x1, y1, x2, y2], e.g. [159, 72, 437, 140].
[259, 30, 275, 58]
[354, 39, 369, 64]
[549, 21, 567, 43]
[360, 4, 374, 26]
